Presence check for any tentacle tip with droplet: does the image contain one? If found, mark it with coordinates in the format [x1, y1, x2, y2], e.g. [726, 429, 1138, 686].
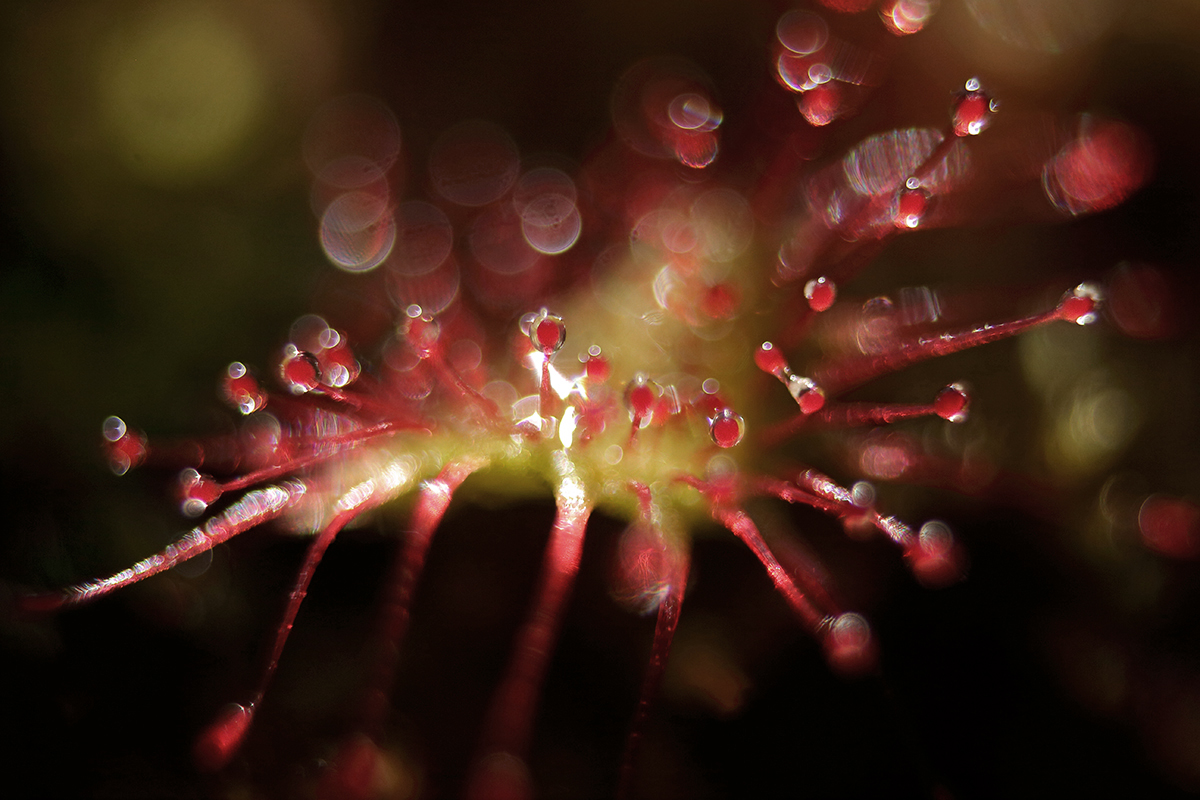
[909, 521, 968, 588]
[822, 612, 879, 677]
[933, 383, 969, 422]
[101, 415, 147, 475]
[1058, 283, 1104, 325]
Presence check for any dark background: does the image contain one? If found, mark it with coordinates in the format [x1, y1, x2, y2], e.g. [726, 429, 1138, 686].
[3, 0, 1200, 797]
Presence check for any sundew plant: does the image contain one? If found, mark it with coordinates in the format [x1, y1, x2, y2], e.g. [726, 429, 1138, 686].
[3, 1, 1200, 798]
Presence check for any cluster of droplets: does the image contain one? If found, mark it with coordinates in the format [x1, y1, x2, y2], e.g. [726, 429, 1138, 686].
[26, 2, 1179, 797]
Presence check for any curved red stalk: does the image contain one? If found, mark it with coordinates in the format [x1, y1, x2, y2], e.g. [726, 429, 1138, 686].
[18, 481, 307, 614]
[711, 506, 827, 635]
[617, 535, 689, 800]
[358, 458, 487, 739]
[215, 420, 427, 495]
[428, 352, 511, 432]
[813, 305, 1064, 395]
[762, 394, 951, 444]
[617, 482, 690, 799]
[761, 472, 917, 553]
[194, 455, 417, 771]
[467, 478, 593, 800]
[712, 500, 880, 674]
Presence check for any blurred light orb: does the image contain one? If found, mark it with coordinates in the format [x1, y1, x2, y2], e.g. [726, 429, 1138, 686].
[776, 9, 829, 55]
[882, 0, 938, 36]
[319, 191, 395, 273]
[520, 193, 581, 255]
[514, 168, 582, 256]
[429, 120, 520, 207]
[964, 0, 1118, 53]
[1050, 378, 1140, 476]
[470, 203, 542, 275]
[391, 201, 454, 277]
[1043, 117, 1150, 217]
[691, 189, 753, 265]
[97, 2, 266, 185]
[303, 94, 402, 176]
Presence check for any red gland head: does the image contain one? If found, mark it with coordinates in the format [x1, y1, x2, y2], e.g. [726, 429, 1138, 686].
[798, 83, 842, 127]
[709, 408, 746, 448]
[911, 521, 967, 588]
[101, 415, 147, 475]
[316, 329, 360, 388]
[583, 345, 611, 383]
[529, 309, 566, 355]
[804, 276, 837, 312]
[1138, 494, 1200, 560]
[933, 383, 969, 422]
[624, 374, 660, 423]
[952, 77, 997, 137]
[193, 703, 253, 773]
[404, 307, 441, 359]
[754, 341, 789, 377]
[787, 375, 826, 414]
[179, 468, 223, 517]
[1058, 283, 1103, 325]
[894, 180, 929, 229]
[611, 523, 672, 615]
[221, 362, 267, 414]
[881, 0, 937, 35]
[823, 612, 878, 676]
[280, 346, 321, 394]
[701, 281, 740, 319]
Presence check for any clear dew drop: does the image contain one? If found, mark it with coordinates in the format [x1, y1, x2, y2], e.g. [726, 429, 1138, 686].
[528, 309, 566, 355]
[280, 345, 322, 394]
[787, 374, 826, 414]
[709, 408, 746, 448]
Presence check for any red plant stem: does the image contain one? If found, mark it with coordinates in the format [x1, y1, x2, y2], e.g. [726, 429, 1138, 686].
[760, 473, 919, 553]
[358, 458, 486, 739]
[711, 506, 827, 635]
[618, 535, 689, 800]
[196, 456, 419, 767]
[538, 357, 560, 427]
[217, 420, 426, 493]
[139, 416, 424, 475]
[766, 531, 844, 621]
[813, 307, 1061, 395]
[472, 483, 594, 772]
[256, 461, 415, 697]
[18, 480, 307, 613]
[251, 513, 352, 709]
[761, 399, 942, 444]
